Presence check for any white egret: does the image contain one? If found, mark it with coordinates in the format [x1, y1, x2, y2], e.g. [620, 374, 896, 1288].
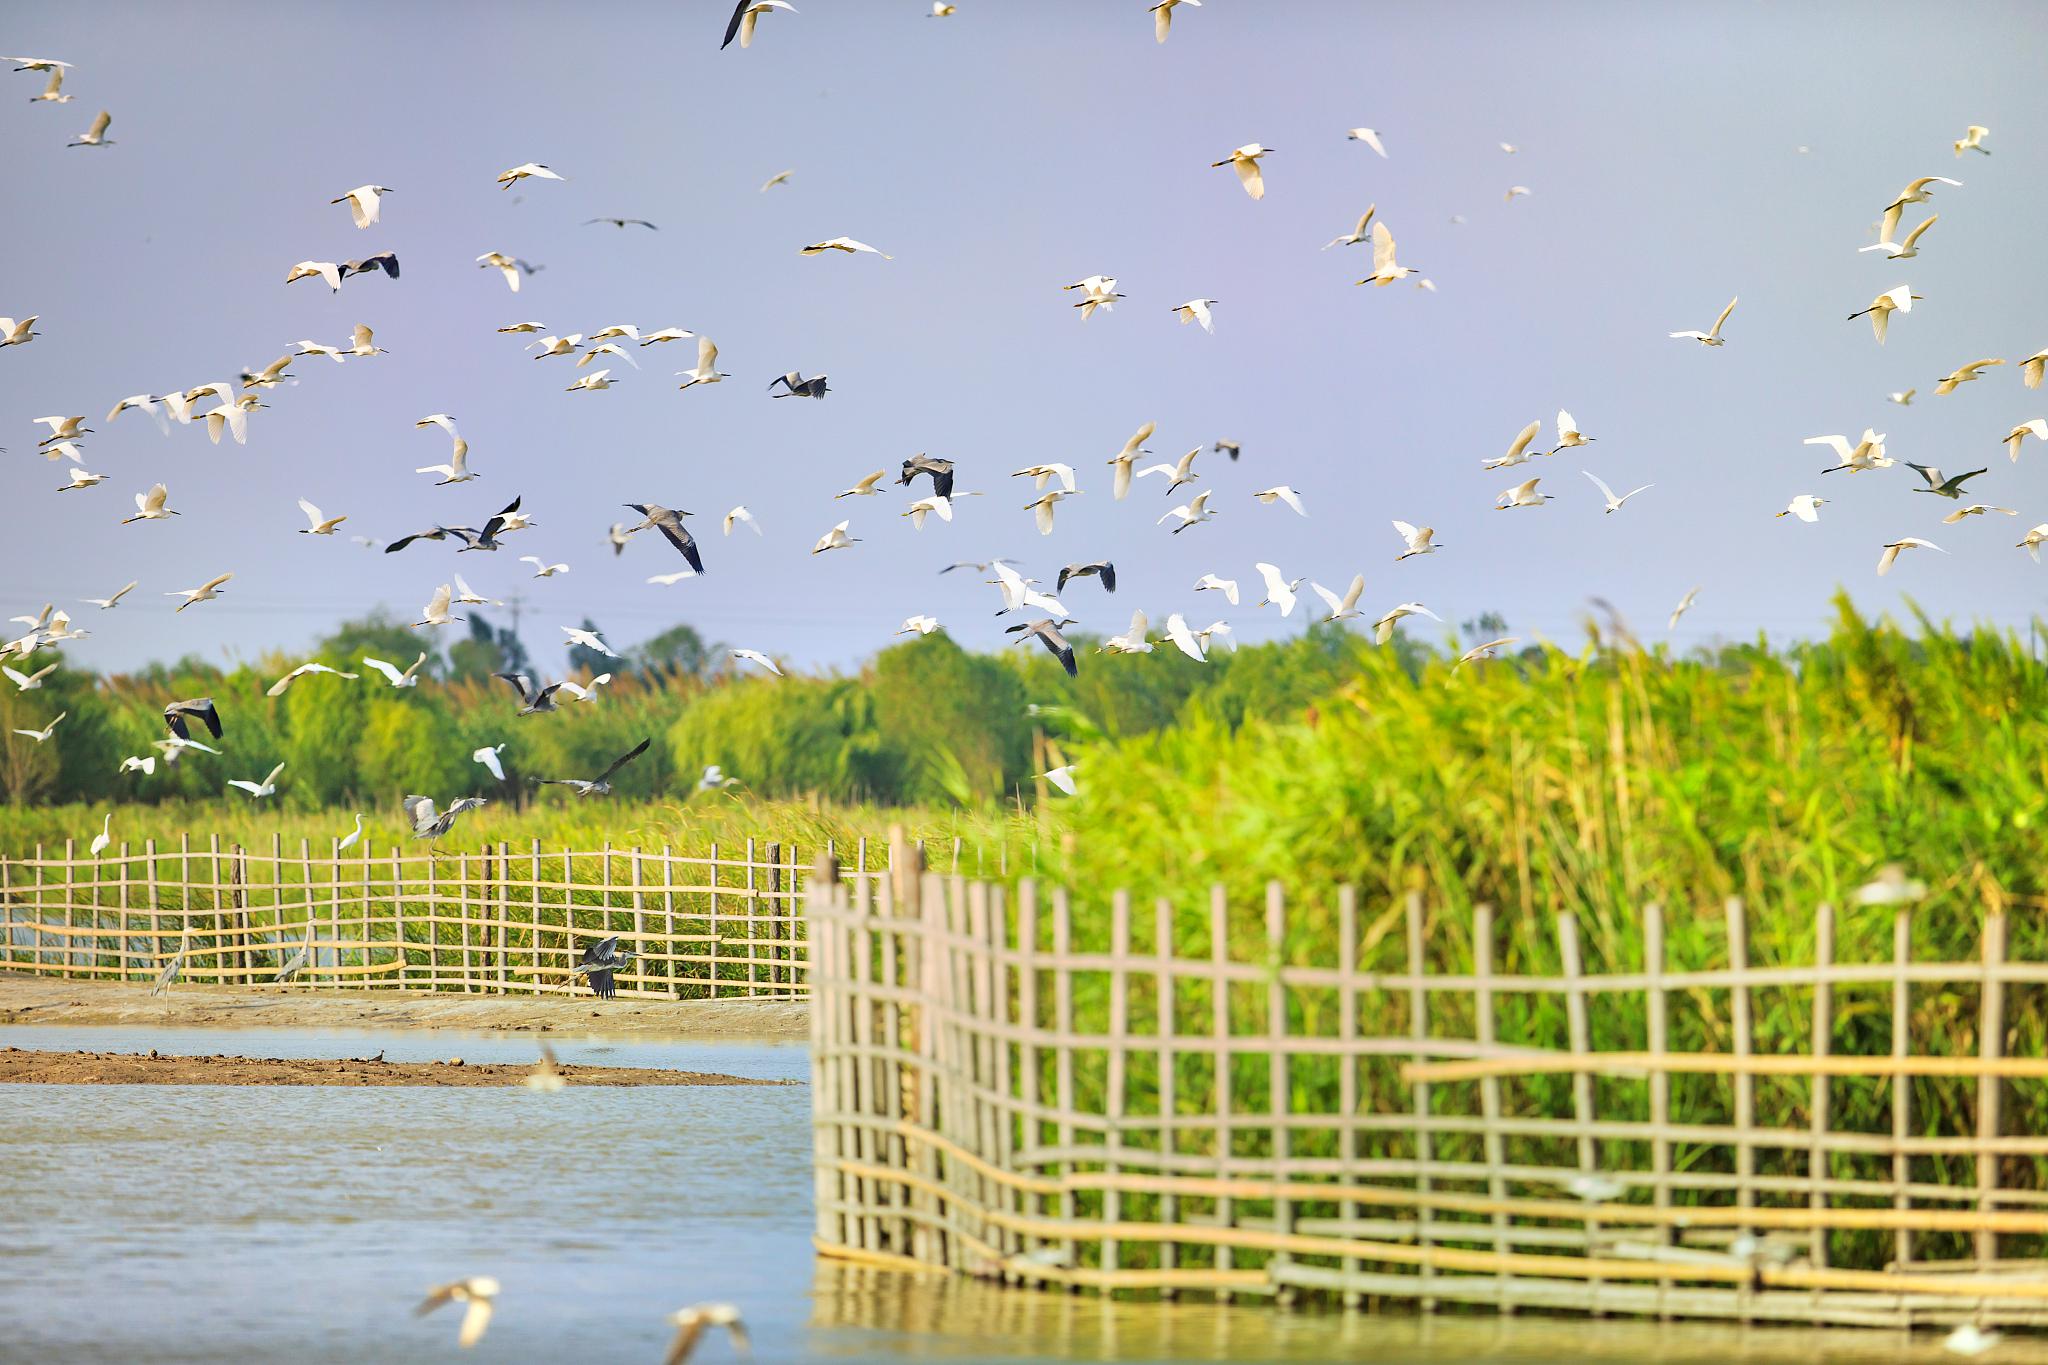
[564, 368, 615, 392]
[89, 812, 110, 856]
[167, 572, 231, 611]
[676, 336, 729, 389]
[1194, 573, 1239, 605]
[1669, 296, 1736, 346]
[285, 260, 342, 292]
[1504, 184, 1531, 201]
[556, 674, 612, 704]
[107, 393, 167, 431]
[1309, 575, 1366, 622]
[1101, 610, 1153, 654]
[346, 324, 386, 357]
[1953, 125, 1991, 157]
[836, 470, 888, 499]
[1136, 446, 1202, 493]
[1456, 637, 1519, 670]
[897, 615, 942, 635]
[13, 711, 66, 743]
[416, 1277, 499, 1349]
[812, 520, 859, 554]
[902, 495, 953, 529]
[1888, 388, 1916, 405]
[1157, 490, 1215, 533]
[1583, 470, 1653, 513]
[1254, 563, 1301, 617]
[1847, 284, 1921, 344]
[337, 813, 364, 851]
[83, 581, 136, 610]
[521, 557, 568, 577]
[1552, 410, 1594, 451]
[1024, 489, 1079, 534]
[1942, 503, 2017, 523]
[57, 468, 106, 491]
[724, 0, 797, 48]
[2020, 526, 2048, 563]
[1253, 486, 1307, 516]
[1858, 213, 1937, 259]
[0, 316, 39, 347]
[297, 498, 346, 535]
[759, 170, 793, 192]
[1346, 128, 1386, 156]
[2005, 419, 2048, 461]
[471, 744, 507, 782]
[28, 65, 69, 102]
[330, 184, 390, 228]
[722, 505, 761, 536]
[665, 1304, 749, 1364]
[1356, 221, 1421, 285]
[1807, 430, 1891, 474]
[1013, 463, 1078, 493]
[1211, 144, 1272, 200]
[1106, 421, 1157, 499]
[497, 162, 564, 189]
[1164, 613, 1208, 662]
[265, 662, 358, 696]
[475, 251, 528, 292]
[800, 236, 891, 259]
[1171, 298, 1217, 333]
[1942, 1325, 2002, 1358]
[1877, 537, 1944, 575]
[1392, 521, 1440, 560]
[1495, 476, 1553, 509]
[68, 110, 112, 147]
[2, 662, 55, 691]
[1883, 176, 1960, 214]
[1373, 601, 1440, 644]
[361, 653, 427, 689]
[731, 649, 783, 676]
[412, 584, 463, 628]
[1149, 0, 1199, 42]
[1483, 420, 1543, 470]
[577, 343, 639, 370]
[1935, 358, 2003, 395]
[1669, 588, 1702, 629]
[1323, 204, 1376, 250]
[562, 625, 618, 657]
[1777, 495, 1827, 523]
[228, 761, 286, 800]
[638, 327, 696, 347]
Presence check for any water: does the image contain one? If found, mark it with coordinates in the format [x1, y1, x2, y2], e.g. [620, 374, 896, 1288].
[2, 1026, 2035, 1363]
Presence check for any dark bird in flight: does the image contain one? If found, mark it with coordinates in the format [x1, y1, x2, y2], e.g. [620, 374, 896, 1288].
[1056, 561, 1116, 594]
[402, 794, 489, 841]
[574, 935, 636, 998]
[900, 454, 955, 500]
[1007, 618, 1078, 677]
[495, 673, 565, 716]
[623, 503, 705, 574]
[535, 738, 652, 797]
[769, 371, 829, 399]
[1906, 463, 1987, 500]
[163, 697, 223, 741]
[339, 253, 400, 281]
[585, 217, 658, 230]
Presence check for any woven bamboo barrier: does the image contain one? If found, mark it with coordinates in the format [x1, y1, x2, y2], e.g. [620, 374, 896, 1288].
[806, 845, 2048, 1330]
[0, 833, 888, 998]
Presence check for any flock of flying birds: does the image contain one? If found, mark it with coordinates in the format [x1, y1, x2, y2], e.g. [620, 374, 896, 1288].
[0, 14, 2037, 851]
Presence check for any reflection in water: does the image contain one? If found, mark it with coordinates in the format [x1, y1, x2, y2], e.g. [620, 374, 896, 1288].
[807, 1262, 2048, 1362]
[2, 1026, 2040, 1363]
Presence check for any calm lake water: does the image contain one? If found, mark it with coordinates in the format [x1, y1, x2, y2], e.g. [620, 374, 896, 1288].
[3, 1025, 2038, 1364]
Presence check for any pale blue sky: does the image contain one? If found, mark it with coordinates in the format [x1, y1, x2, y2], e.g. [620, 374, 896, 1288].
[4, 1, 2047, 675]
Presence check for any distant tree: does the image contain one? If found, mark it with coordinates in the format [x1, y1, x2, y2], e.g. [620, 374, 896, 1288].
[448, 611, 526, 680]
[636, 622, 720, 679]
[1461, 610, 1510, 638]
[318, 613, 435, 675]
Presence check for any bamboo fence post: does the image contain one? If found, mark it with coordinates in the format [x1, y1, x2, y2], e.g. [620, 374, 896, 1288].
[1014, 876, 1039, 1276]
[425, 849, 440, 988]
[0, 853, 12, 971]
[63, 836, 76, 973]
[1892, 903, 1913, 1269]
[562, 848, 576, 993]
[1052, 884, 1077, 1281]
[1266, 881, 1296, 1304]
[1337, 886, 1360, 1309]
[144, 838, 160, 980]
[1809, 901, 1835, 1271]
[296, 837, 312, 986]
[1209, 883, 1235, 1297]
[530, 839, 543, 995]
[116, 841, 131, 980]
[391, 844, 405, 985]
[809, 850, 842, 1247]
[1404, 890, 1436, 1311]
[1156, 894, 1180, 1293]
[854, 848, 882, 1255]
[662, 843, 678, 998]
[707, 840, 721, 998]
[459, 850, 475, 991]
[1645, 900, 1671, 1315]
[207, 835, 221, 984]
[631, 847, 646, 995]
[323, 836, 339, 988]
[179, 832, 191, 983]
[1558, 911, 1604, 1308]
[269, 830, 284, 974]
[768, 841, 784, 993]
[1726, 897, 1756, 1267]
[32, 841, 45, 975]
[746, 836, 759, 994]
[1978, 909, 2008, 1268]
[1103, 889, 1131, 1278]
[1472, 902, 1511, 1307]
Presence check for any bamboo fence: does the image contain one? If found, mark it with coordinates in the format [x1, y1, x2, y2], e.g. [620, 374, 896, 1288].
[806, 844, 2048, 1329]
[0, 833, 903, 998]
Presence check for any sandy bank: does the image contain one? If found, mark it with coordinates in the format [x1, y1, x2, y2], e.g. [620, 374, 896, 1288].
[0, 973, 809, 1041]
[0, 1046, 796, 1087]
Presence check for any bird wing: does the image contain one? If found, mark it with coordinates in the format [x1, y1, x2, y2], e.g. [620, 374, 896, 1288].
[494, 672, 534, 702]
[1709, 296, 1737, 337]
[298, 498, 324, 527]
[1231, 155, 1264, 199]
[1166, 614, 1206, 661]
[596, 738, 654, 785]
[1506, 421, 1540, 460]
[263, 762, 286, 787]
[201, 573, 232, 592]
[1582, 470, 1618, 504]
[1370, 221, 1396, 270]
[1308, 581, 1344, 617]
[475, 747, 505, 781]
[1901, 214, 1938, 249]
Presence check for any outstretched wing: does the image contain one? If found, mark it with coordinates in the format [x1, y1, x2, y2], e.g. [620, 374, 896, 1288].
[595, 738, 653, 785]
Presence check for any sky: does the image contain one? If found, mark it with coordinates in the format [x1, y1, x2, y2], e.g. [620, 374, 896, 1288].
[4, 1, 2048, 678]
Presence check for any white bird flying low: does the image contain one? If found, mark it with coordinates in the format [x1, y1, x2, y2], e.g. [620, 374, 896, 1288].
[1669, 296, 1736, 346]
[1953, 125, 1991, 157]
[1373, 601, 1440, 644]
[1101, 610, 1153, 655]
[285, 260, 342, 292]
[1346, 128, 1387, 157]
[1164, 613, 1208, 662]
[83, 581, 136, 610]
[812, 520, 859, 554]
[1013, 463, 1078, 493]
[298, 498, 347, 535]
[1858, 213, 1936, 260]
[497, 162, 564, 190]
[1211, 144, 1272, 200]
[1309, 575, 1366, 622]
[731, 649, 783, 676]
[1495, 477, 1553, 509]
[562, 625, 618, 657]
[1106, 421, 1157, 500]
[416, 1277, 499, 1349]
[2, 662, 56, 691]
[800, 236, 891, 259]
[1807, 430, 1891, 474]
[1670, 586, 1701, 630]
[902, 495, 952, 529]
[13, 711, 65, 743]
[1941, 503, 2017, 523]
[1254, 563, 1300, 617]
[362, 653, 427, 688]
[265, 662, 359, 696]
[1194, 573, 1239, 605]
[1356, 221, 1420, 286]
[1149, 0, 1199, 42]
[1456, 637, 1519, 670]
[168, 573, 231, 611]
[676, 336, 729, 390]
[1935, 358, 2003, 395]
[2005, 419, 2048, 462]
[1392, 520, 1440, 560]
[330, 184, 391, 228]
[68, 109, 112, 147]
[1323, 204, 1377, 250]
[472, 744, 507, 782]
[1777, 495, 1827, 523]
[1171, 298, 1217, 333]
[2019, 525, 2048, 564]
[1253, 486, 1307, 516]
[412, 584, 463, 628]
[1583, 470, 1653, 514]
[476, 252, 528, 292]
[1847, 284, 1921, 344]
[1157, 490, 1215, 533]
[1877, 537, 1944, 576]
[521, 557, 568, 578]
[228, 761, 286, 800]
[897, 615, 942, 636]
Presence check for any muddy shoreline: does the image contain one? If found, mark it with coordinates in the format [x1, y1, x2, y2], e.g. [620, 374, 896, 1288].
[0, 973, 809, 1040]
[0, 1046, 796, 1087]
